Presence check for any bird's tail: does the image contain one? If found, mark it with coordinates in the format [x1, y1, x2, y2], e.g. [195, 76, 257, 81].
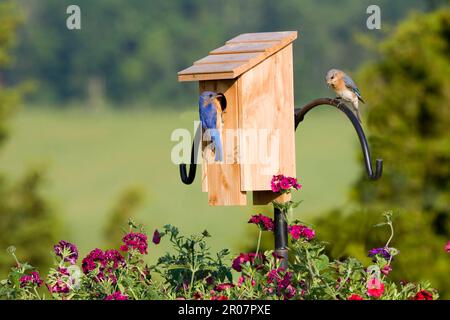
[210, 129, 223, 162]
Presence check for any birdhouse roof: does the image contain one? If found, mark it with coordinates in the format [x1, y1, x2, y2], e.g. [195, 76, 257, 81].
[178, 31, 298, 82]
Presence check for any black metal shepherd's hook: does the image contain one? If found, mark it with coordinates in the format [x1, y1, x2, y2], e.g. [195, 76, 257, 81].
[179, 126, 200, 185]
[273, 97, 383, 267]
[294, 97, 383, 180]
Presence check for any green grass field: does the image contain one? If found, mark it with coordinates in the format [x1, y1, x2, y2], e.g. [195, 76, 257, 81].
[0, 106, 360, 262]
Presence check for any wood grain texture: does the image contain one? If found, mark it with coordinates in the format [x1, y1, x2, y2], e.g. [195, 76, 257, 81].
[238, 44, 296, 191]
[253, 191, 291, 206]
[226, 31, 297, 44]
[178, 62, 244, 76]
[194, 53, 260, 65]
[178, 31, 298, 82]
[199, 80, 247, 206]
[210, 42, 273, 54]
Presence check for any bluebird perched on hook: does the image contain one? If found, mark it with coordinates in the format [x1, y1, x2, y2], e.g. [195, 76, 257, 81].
[199, 91, 225, 162]
[326, 69, 365, 123]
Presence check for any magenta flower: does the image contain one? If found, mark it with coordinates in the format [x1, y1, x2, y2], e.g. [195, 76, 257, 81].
[284, 285, 296, 299]
[152, 229, 161, 245]
[120, 232, 148, 255]
[248, 214, 274, 231]
[54, 240, 78, 265]
[104, 291, 128, 300]
[81, 248, 105, 275]
[288, 224, 315, 241]
[214, 283, 235, 292]
[47, 280, 70, 294]
[445, 241, 450, 253]
[267, 268, 295, 299]
[104, 249, 126, 269]
[381, 264, 392, 276]
[237, 276, 256, 287]
[19, 271, 43, 288]
[280, 178, 291, 190]
[81, 248, 125, 282]
[271, 175, 302, 193]
[232, 253, 266, 272]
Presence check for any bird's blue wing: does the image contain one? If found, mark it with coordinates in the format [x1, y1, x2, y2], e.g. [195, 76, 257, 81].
[199, 103, 217, 129]
[343, 74, 364, 101]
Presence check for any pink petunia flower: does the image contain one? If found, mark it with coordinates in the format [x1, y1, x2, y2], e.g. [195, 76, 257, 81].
[367, 276, 385, 298]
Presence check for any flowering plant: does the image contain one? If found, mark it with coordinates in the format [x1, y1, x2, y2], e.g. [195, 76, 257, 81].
[270, 175, 302, 212]
[0, 182, 439, 300]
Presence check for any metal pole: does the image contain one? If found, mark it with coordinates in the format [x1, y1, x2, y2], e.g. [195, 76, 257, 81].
[274, 207, 288, 269]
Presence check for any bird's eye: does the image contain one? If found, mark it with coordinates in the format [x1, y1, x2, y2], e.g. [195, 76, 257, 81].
[209, 94, 213, 98]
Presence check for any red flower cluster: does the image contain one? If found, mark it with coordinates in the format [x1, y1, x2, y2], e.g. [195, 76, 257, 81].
[211, 295, 228, 300]
[248, 214, 274, 231]
[267, 268, 296, 299]
[120, 232, 148, 254]
[413, 290, 433, 300]
[19, 271, 43, 288]
[81, 248, 125, 282]
[271, 175, 301, 193]
[348, 294, 364, 300]
[288, 224, 315, 241]
[214, 283, 235, 292]
[232, 253, 266, 272]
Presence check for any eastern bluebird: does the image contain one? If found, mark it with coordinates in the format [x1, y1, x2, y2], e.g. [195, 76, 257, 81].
[326, 69, 365, 123]
[199, 91, 224, 162]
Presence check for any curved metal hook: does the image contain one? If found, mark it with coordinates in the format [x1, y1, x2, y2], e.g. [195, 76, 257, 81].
[294, 98, 383, 180]
[179, 126, 201, 185]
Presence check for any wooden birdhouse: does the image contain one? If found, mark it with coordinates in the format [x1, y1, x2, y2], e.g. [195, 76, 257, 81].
[178, 31, 298, 206]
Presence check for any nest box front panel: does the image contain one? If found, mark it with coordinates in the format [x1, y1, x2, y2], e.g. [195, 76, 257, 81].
[199, 80, 247, 206]
[238, 44, 296, 191]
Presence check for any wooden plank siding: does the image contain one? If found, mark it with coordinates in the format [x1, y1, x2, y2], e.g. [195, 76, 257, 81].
[178, 31, 297, 82]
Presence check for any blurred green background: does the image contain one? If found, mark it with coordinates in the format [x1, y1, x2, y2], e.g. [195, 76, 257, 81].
[0, 0, 449, 298]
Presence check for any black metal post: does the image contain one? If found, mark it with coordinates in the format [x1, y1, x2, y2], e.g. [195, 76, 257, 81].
[274, 207, 289, 269]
